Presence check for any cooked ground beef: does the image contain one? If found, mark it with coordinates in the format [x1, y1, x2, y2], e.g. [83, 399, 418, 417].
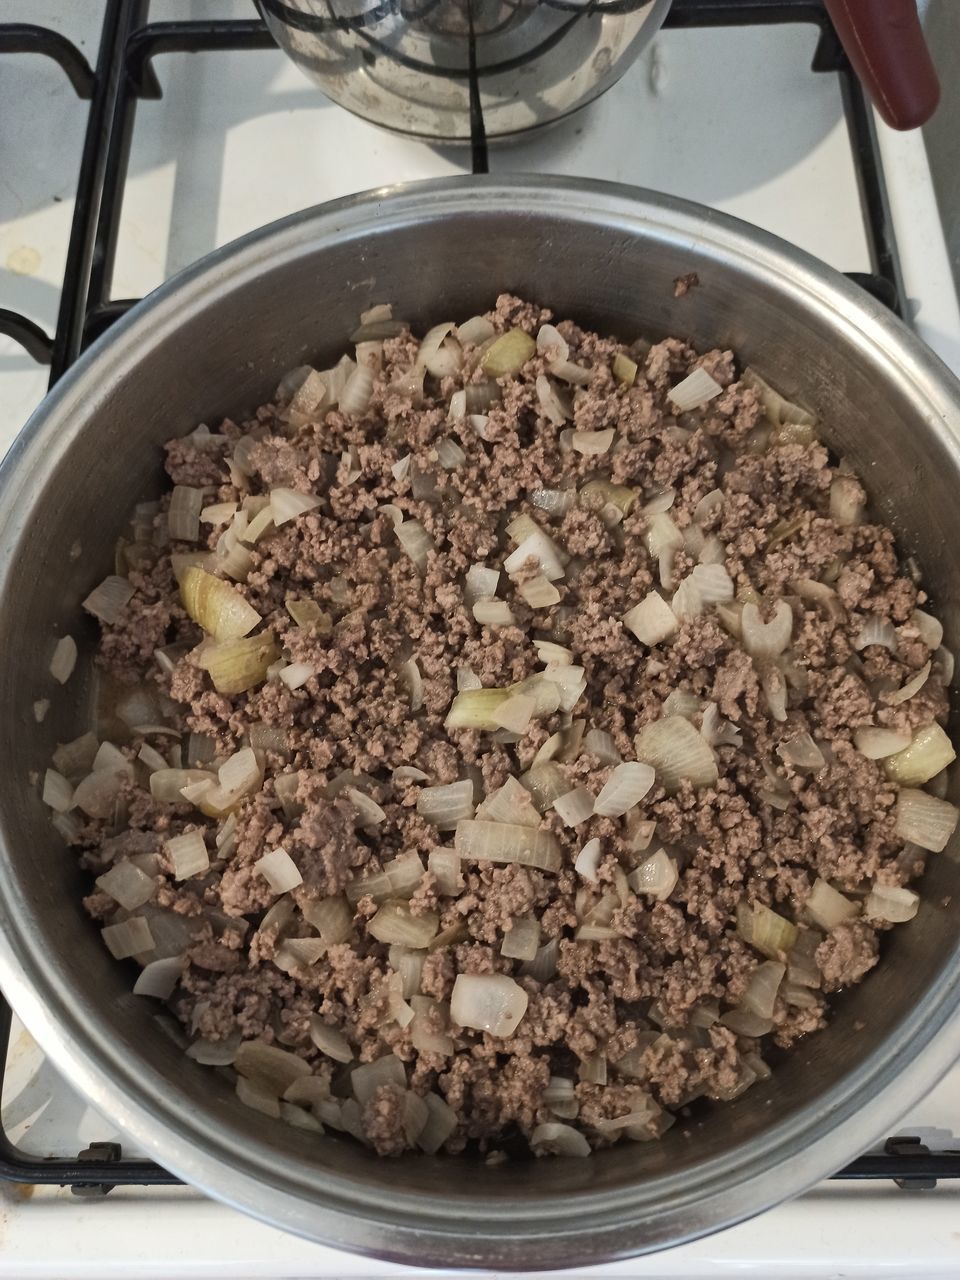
[54, 295, 954, 1158]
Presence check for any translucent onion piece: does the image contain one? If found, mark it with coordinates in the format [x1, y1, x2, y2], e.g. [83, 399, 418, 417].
[613, 352, 637, 386]
[133, 955, 182, 1000]
[866, 884, 920, 923]
[309, 1016, 353, 1063]
[700, 702, 743, 749]
[501, 917, 540, 961]
[164, 830, 209, 880]
[571, 428, 615, 456]
[42, 768, 74, 813]
[345, 852, 425, 905]
[351, 1053, 406, 1105]
[670, 575, 702, 622]
[338, 363, 374, 416]
[777, 732, 826, 770]
[530, 1123, 590, 1158]
[645, 512, 683, 559]
[73, 768, 126, 820]
[593, 762, 655, 817]
[436, 436, 466, 470]
[168, 485, 203, 541]
[269, 486, 321, 527]
[97, 860, 155, 911]
[395, 519, 436, 574]
[854, 614, 897, 652]
[895, 788, 960, 851]
[149, 767, 214, 804]
[428, 847, 462, 895]
[491, 692, 535, 734]
[583, 728, 621, 765]
[668, 367, 723, 411]
[936, 647, 955, 686]
[235, 1039, 311, 1095]
[741, 601, 793, 659]
[277, 661, 313, 691]
[101, 917, 155, 960]
[368, 902, 439, 947]
[520, 762, 573, 812]
[83, 575, 135, 624]
[274, 937, 327, 974]
[574, 837, 603, 883]
[472, 599, 516, 627]
[623, 593, 678, 646]
[581, 480, 638, 517]
[887, 660, 932, 706]
[454, 820, 562, 871]
[464, 562, 500, 606]
[531, 487, 576, 517]
[451, 973, 528, 1036]
[552, 786, 595, 827]
[719, 1008, 773, 1038]
[540, 664, 587, 713]
[741, 367, 816, 428]
[535, 323, 569, 361]
[344, 787, 387, 828]
[235, 1077, 281, 1118]
[418, 1092, 459, 1154]
[634, 716, 717, 793]
[50, 635, 77, 684]
[578, 1053, 607, 1085]
[690, 562, 734, 605]
[476, 776, 540, 828]
[829, 474, 866, 527]
[852, 726, 911, 760]
[536, 374, 571, 426]
[417, 779, 475, 829]
[201, 501, 237, 526]
[736, 900, 798, 959]
[627, 849, 677, 901]
[481, 329, 536, 377]
[884, 723, 956, 786]
[806, 878, 859, 930]
[394, 950, 425, 1000]
[200, 633, 279, 695]
[504, 531, 566, 582]
[457, 315, 495, 346]
[910, 609, 944, 650]
[255, 847, 302, 893]
[740, 960, 786, 1019]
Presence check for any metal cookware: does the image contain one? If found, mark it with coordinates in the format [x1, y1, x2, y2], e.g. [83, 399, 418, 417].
[257, 0, 940, 141]
[1, 177, 960, 1268]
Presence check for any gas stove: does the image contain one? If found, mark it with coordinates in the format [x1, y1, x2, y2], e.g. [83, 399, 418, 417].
[1, 2, 960, 1276]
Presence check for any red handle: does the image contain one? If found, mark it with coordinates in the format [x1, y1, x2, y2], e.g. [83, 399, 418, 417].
[824, 0, 940, 130]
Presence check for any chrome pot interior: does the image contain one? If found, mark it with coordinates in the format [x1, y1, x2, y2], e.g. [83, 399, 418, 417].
[1, 178, 959, 1269]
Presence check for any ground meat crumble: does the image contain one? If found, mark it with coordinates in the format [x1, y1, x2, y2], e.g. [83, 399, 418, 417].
[52, 294, 954, 1159]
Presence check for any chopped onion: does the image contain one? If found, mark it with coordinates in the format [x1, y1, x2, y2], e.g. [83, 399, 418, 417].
[368, 902, 438, 948]
[866, 884, 920, 923]
[451, 973, 528, 1036]
[884, 723, 955, 786]
[552, 786, 595, 827]
[622, 592, 679, 647]
[740, 961, 785, 1019]
[519, 762, 571, 812]
[571, 428, 615, 456]
[741, 601, 793, 659]
[235, 1077, 281, 1118]
[73, 768, 126, 820]
[536, 375, 571, 426]
[700, 703, 743, 749]
[278, 661, 314, 691]
[895, 787, 960, 851]
[255, 847, 302, 893]
[83, 575, 135, 624]
[168, 485, 203, 541]
[235, 1039, 311, 1094]
[691, 563, 734, 605]
[853, 726, 912, 759]
[346, 852, 425, 905]
[101, 917, 155, 960]
[394, 519, 436, 574]
[464, 562, 500, 606]
[457, 315, 495, 346]
[215, 747, 260, 800]
[97, 860, 155, 910]
[887, 660, 932, 706]
[417, 779, 475, 829]
[627, 849, 677, 901]
[806, 878, 858, 930]
[199, 633, 279, 695]
[344, 787, 387, 828]
[829, 474, 865, 527]
[50, 635, 77, 684]
[133, 955, 181, 1000]
[427, 847, 462, 896]
[454, 820, 561, 871]
[164, 830, 209, 880]
[417, 1092, 458, 1153]
[535, 323, 569, 361]
[593, 762, 655, 817]
[540, 664, 587, 713]
[854, 614, 897, 653]
[531, 487, 576, 517]
[481, 329, 535, 377]
[501, 917, 540, 962]
[338, 363, 374, 416]
[737, 900, 798, 959]
[719, 1008, 773, 1038]
[634, 716, 717, 793]
[777, 732, 825, 770]
[574, 837, 603, 883]
[309, 1016, 353, 1063]
[351, 1053, 406, 1105]
[583, 728, 621, 765]
[504, 530, 566, 582]
[910, 609, 944, 650]
[472, 599, 516, 628]
[530, 1123, 590, 1158]
[42, 768, 74, 813]
[613, 352, 637, 386]
[668, 367, 723, 411]
[269, 487, 321, 527]
[476, 776, 541, 828]
[741, 367, 815, 427]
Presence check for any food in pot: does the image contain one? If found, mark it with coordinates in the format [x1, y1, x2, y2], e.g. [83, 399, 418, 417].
[43, 295, 956, 1157]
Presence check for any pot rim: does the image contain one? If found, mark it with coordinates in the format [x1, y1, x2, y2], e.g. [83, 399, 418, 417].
[2, 175, 960, 1269]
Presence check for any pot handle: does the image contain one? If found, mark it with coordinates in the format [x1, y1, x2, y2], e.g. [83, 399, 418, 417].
[823, 0, 940, 130]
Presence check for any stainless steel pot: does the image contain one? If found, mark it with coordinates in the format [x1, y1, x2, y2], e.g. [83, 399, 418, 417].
[257, 0, 940, 141]
[1, 177, 960, 1269]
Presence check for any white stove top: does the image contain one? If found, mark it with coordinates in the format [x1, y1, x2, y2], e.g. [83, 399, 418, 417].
[2, 2, 960, 1276]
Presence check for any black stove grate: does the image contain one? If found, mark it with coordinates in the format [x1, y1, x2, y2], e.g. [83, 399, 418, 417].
[0, 0, 957, 1196]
